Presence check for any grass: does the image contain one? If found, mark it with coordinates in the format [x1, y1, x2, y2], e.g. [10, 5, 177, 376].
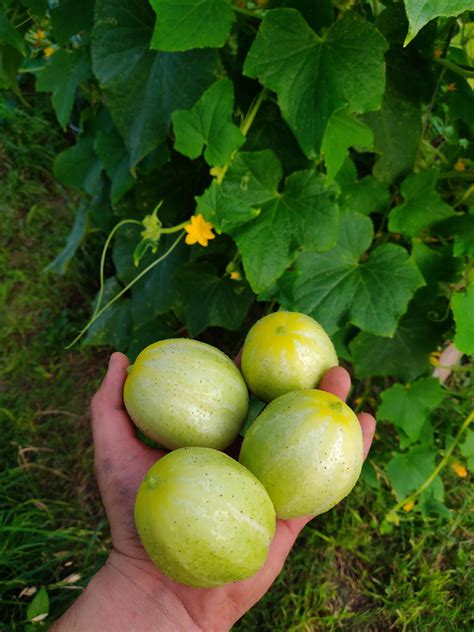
[236, 439, 473, 631]
[1, 98, 473, 631]
[0, 96, 110, 629]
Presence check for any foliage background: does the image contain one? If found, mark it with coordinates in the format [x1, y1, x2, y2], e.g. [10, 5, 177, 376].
[0, 0, 473, 628]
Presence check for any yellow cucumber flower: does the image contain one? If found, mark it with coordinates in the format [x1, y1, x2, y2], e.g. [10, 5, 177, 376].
[44, 46, 55, 57]
[454, 159, 466, 172]
[452, 462, 468, 478]
[184, 214, 215, 247]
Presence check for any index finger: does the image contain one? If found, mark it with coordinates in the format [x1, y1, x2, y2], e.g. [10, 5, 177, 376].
[319, 366, 351, 401]
[319, 366, 376, 458]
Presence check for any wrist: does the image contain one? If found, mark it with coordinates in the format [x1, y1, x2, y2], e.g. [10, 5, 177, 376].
[52, 550, 202, 632]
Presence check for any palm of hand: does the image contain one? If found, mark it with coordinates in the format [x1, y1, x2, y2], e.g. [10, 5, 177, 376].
[91, 353, 375, 631]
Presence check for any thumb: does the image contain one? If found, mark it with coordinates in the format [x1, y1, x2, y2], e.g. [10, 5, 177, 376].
[91, 352, 137, 450]
[97, 352, 130, 410]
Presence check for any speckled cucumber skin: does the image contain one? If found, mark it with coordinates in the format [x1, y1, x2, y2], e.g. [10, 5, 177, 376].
[241, 312, 338, 403]
[239, 390, 363, 519]
[124, 339, 249, 450]
[134, 448, 276, 587]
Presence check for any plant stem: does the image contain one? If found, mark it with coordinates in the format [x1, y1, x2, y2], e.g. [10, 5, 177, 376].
[208, 88, 268, 186]
[90, 219, 142, 326]
[421, 139, 450, 165]
[439, 171, 474, 181]
[386, 410, 474, 519]
[14, 14, 33, 29]
[414, 20, 457, 170]
[454, 184, 474, 208]
[161, 220, 188, 234]
[376, 191, 398, 237]
[66, 232, 184, 349]
[414, 67, 446, 170]
[433, 57, 474, 79]
[240, 88, 268, 137]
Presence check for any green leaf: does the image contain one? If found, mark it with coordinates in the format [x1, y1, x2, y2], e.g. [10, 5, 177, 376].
[360, 461, 380, 490]
[336, 158, 390, 216]
[127, 317, 176, 362]
[92, 0, 153, 84]
[202, 150, 283, 230]
[50, 0, 95, 43]
[27, 587, 49, 622]
[411, 474, 448, 519]
[94, 128, 135, 205]
[88, 180, 115, 233]
[150, 0, 234, 51]
[398, 415, 434, 451]
[22, 0, 48, 17]
[244, 10, 388, 158]
[379, 377, 445, 445]
[377, 2, 436, 102]
[172, 79, 244, 167]
[445, 87, 474, 131]
[363, 1, 430, 183]
[321, 107, 373, 183]
[240, 395, 266, 437]
[452, 283, 474, 354]
[403, 0, 474, 46]
[331, 325, 355, 362]
[350, 293, 449, 381]
[284, 211, 424, 336]
[412, 241, 460, 287]
[364, 80, 422, 185]
[199, 150, 340, 293]
[175, 262, 254, 336]
[112, 224, 152, 285]
[271, 0, 334, 33]
[460, 429, 474, 473]
[388, 169, 454, 237]
[0, 7, 25, 54]
[44, 204, 89, 275]
[419, 492, 451, 520]
[0, 44, 22, 90]
[131, 244, 188, 323]
[35, 49, 91, 129]
[196, 180, 261, 232]
[435, 210, 474, 258]
[363, 1, 436, 185]
[92, 0, 219, 167]
[386, 445, 436, 499]
[53, 135, 102, 196]
[84, 278, 131, 352]
[233, 170, 339, 292]
[243, 101, 311, 175]
[112, 226, 189, 320]
[109, 54, 218, 161]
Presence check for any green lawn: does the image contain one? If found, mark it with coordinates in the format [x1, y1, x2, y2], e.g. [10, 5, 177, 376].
[1, 101, 472, 631]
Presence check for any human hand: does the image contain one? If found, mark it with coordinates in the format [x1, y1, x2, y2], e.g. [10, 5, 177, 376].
[54, 352, 375, 632]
